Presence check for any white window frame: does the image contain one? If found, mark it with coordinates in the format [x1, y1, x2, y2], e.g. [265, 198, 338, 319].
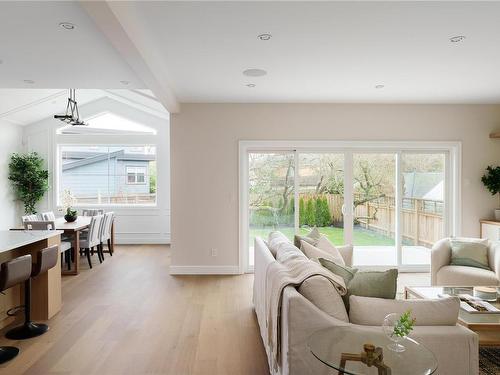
[56, 137, 158, 208]
[239, 140, 461, 274]
[126, 166, 147, 185]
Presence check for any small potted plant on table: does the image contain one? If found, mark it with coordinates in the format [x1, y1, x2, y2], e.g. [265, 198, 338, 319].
[62, 190, 77, 222]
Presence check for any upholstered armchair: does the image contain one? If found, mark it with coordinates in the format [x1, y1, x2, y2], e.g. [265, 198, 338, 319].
[431, 238, 500, 286]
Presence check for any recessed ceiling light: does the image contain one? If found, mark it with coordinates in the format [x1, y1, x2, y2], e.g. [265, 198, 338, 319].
[258, 33, 272, 41]
[450, 35, 466, 43]
[120, 80, 130, 85]
[375, 84, 385, 89]
[246, 83, 256, 88]
[243, 68, 267, 77]
[59, 22, 76, 30]
[23, 79, 35, 84]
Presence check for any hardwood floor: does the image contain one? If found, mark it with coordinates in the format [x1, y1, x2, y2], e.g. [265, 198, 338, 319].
[0, 245, 269, 375]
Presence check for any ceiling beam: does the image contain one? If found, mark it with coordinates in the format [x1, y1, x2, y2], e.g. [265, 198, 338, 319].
[80, 1, 180, 113]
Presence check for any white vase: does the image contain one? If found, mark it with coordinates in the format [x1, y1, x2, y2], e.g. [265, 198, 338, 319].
[495, 209, 500, 221]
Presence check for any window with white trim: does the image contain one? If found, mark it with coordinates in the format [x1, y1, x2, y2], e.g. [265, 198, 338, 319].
[127, 166, 147, 184]
[58, 145, 157, 206]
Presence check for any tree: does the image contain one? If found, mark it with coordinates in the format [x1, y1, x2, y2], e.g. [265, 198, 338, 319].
[8, 152, 49, 214]
[299, 197, 306, 226]
[315, 196, 331, 227]
[305, 198, 316, 226]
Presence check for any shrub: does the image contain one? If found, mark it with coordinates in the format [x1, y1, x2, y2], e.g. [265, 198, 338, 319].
[305, 198, 316, 226]
[315, 196, 332, 227]
[299, 197, 305, 226]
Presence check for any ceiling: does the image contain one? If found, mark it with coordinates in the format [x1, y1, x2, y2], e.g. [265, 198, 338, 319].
[2, 1, 500, 109]
[0, 89, 168, 126]
[127, 1, 500, 103]
[0, 1, 144, 89]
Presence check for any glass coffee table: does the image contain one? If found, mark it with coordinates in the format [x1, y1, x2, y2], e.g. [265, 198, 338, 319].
[308, 326, 437, 375]
[405, 286, 500, 346]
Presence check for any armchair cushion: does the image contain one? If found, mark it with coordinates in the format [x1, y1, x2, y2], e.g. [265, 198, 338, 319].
[436, 265, 499, 286]
[349, 295, 460, 326]
[450, 238, 490, 270]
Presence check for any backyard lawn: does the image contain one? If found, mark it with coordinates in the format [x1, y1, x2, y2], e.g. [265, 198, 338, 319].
[249, 226, 394, 247]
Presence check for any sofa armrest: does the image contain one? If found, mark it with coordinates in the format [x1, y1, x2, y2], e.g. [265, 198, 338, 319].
[489, 241, 500, 279]
[431, 238, 452, 285]
[337, 244, 353, 267]
[281, 286, 350, 375]
[410, 325, 478, 375]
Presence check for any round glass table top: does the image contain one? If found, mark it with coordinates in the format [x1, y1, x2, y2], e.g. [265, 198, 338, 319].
[308, 326, 438, 375]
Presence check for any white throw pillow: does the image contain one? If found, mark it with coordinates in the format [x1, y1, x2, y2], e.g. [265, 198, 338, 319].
[298, 275, 349, 322]
[316, 236, 345, 266]
[301, 239, 345, 265]
[268, 231, 290, 257]
[349, 295, 460, 326]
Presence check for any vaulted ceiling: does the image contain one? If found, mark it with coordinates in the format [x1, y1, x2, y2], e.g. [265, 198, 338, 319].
[2, 1, 500, 113]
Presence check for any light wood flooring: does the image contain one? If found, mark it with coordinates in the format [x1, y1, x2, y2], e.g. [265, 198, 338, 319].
[0, 245, 431, 375]
[0, 245, 269, 375]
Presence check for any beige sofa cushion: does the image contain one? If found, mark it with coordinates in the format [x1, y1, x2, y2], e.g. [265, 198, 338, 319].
[298, 275, 349, 322]
[301, 240, 344, 265]
[268, 231, 291, 257]
[437, 265, 499, 286]
[349, 295, 460, 326]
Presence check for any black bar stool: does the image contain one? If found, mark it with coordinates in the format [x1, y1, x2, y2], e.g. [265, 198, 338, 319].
[6, 245, 58, 340]
[0, 255, 32, 363]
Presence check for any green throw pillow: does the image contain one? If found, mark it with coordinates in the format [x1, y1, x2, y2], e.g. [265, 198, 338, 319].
[294, 227, 321, 248]
[318, 258, 358, 284]
[319, 258, 398, 309]
[450, 239, 490, 270]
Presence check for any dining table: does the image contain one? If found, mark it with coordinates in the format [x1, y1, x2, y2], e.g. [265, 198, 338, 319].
[53, 216, 115, 275]
[13, 216, 115, 276]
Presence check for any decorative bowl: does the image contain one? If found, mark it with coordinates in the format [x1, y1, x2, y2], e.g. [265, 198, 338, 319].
[64, 214, 77, 223]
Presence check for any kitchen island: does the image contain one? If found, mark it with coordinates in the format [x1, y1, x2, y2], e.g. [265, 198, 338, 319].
[0, 230, 62, 329]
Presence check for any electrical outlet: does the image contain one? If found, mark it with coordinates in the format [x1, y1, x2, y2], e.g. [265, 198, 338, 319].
[211, 248, 218, 257]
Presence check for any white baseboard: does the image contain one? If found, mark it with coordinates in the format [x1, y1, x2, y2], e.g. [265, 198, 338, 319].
[114, 235, 171, 245]
[169, 265, 241, 275]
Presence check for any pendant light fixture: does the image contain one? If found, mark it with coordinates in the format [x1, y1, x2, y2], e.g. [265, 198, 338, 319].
[54, 89, 87, 126]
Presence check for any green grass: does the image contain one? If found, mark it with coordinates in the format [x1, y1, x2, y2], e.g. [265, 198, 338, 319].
[249, 226, 394, 247]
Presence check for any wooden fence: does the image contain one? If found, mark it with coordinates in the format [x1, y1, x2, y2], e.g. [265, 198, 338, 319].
[300, 193, 444, 247]
[73, 193, 156, 205]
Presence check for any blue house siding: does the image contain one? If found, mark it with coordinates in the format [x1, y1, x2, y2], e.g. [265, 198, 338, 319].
[62, 157, 151, 198]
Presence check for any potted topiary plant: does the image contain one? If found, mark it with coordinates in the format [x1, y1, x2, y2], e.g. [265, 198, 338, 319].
[8, 152, 49, 214]
[481, 166, 500, 221]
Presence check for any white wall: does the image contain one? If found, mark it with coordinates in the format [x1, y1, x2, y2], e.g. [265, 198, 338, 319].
[170, 104, 500, 274]
[22, 97, 171, 244]
[0, 121, 22, 230]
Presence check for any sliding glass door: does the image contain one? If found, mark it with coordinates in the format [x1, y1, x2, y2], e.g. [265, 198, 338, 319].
[298, 153, 345, 246]
[401, 152, 446, 266]
[242, 142, 457, 272]
[352, 153, 397, 266]
[248, 152, 295, 267]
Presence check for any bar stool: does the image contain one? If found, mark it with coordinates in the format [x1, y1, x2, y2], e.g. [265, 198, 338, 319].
[0, 255, 32, 363]
[6, 246, 58, 340]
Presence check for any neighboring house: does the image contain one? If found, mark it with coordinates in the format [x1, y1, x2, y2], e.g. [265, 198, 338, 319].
[62, 150, 154, 199]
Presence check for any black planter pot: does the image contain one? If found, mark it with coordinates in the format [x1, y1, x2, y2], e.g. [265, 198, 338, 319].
[64, 214, 77, 223]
